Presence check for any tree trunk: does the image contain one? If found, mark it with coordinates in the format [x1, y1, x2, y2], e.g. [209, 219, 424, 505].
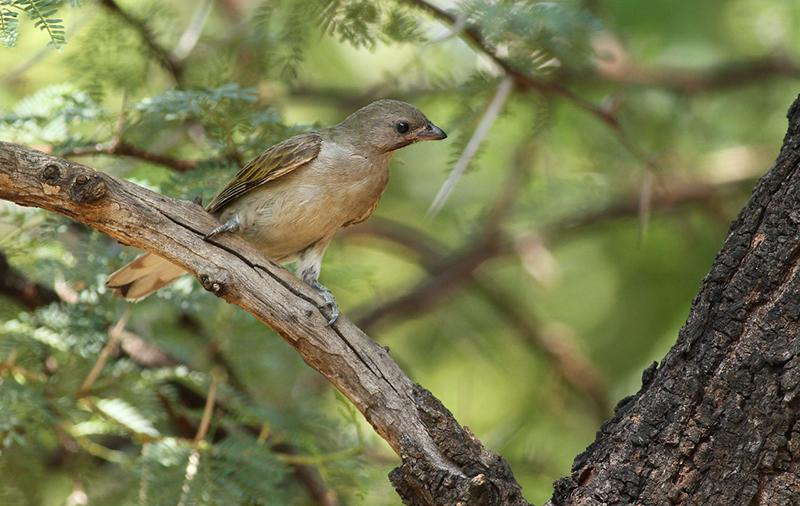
[551, 95, 800, 505]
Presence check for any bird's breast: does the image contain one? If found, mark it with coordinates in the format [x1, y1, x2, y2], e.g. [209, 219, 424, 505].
[224, 144, 391, 259]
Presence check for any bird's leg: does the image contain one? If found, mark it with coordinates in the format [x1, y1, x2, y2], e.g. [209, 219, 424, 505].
[298, 243, 338, 325]
[204, 214, 240, 240]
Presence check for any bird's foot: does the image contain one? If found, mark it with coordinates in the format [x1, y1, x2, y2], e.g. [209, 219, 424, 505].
[204, 214, 240, 241]
[311, 280, 339, 326]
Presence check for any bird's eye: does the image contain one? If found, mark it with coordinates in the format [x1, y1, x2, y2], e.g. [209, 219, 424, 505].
[395, 121, 410, 134]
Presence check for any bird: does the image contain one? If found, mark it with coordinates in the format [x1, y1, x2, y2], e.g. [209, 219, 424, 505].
[106, 99, 447, 324]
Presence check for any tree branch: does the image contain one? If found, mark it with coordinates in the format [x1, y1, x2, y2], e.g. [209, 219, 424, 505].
[0, 142, 529, 506]
[593, 54, 800, 94]
[99, 0, 184, 85]
[403, 0, 661, 220]
[346, 218, 610, 417]
[0, 250, 60, 310]
[61, 141, 198, 172]
[352, 167, 756, 329]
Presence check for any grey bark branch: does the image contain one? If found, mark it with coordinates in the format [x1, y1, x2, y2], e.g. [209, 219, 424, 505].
[551, 96, 800, 505]
[0, 141, 528, 506]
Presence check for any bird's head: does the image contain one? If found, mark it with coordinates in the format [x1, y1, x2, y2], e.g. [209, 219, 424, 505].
[335, 99, 447, 154]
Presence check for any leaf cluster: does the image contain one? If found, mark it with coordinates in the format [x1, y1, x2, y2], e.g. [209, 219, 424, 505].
[0, 0, 72, 48]
[459, 0, 599, 73]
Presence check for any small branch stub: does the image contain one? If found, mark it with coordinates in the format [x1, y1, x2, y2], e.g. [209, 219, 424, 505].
[41, 163, 63, 183]
[69, 173, 107, 204]
[199, 273, 224, 294]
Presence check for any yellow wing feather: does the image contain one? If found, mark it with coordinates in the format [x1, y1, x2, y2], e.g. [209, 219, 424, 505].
[206, 133, 322, 213]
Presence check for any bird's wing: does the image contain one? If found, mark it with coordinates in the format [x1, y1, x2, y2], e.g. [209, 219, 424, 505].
[206, 132, 322, 213]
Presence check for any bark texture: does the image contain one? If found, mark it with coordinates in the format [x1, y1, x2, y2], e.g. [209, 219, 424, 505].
[0, 142, 528, 505]
[551, 96, 800, 505]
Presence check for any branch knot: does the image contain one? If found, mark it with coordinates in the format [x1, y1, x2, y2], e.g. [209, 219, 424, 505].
[41, 163, 63, 183]
[199, 273, 225, 295]
[69, 173, 107, 204]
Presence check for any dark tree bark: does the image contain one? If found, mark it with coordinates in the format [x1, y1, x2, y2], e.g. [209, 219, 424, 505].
[551, 96, 800, 505]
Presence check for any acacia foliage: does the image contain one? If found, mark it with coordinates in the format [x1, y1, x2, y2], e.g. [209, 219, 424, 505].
[2, 0, 799, 504]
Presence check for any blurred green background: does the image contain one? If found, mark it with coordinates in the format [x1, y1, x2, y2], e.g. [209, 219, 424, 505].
[1, 0, 799, 504]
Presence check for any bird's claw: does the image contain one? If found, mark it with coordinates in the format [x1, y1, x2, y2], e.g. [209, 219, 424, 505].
[204, 215, 240, 241]
[311, 280, 339, 325]
[322, 300, 339, 326]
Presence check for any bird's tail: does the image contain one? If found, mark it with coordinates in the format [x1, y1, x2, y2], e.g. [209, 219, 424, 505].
[106, 253, 186, 301]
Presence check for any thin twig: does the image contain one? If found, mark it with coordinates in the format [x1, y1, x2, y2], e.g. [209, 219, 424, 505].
[172, 0, 213, 62]
[194, 372, 218, 443]
[0, 250, 60, 310]
[98, 0, 184, 84]
[77, 308, 131, 397]
[62, 141, 198, 172]
[60, 90, 198, 171]
[345, 218, 610, 415]
[592, 55, 800, 94]
[638, 168, 654, 240]
[428, 76, 514, 216]
[404, 0, 662, 185]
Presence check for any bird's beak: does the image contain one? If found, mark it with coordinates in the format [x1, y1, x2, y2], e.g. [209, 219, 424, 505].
[415, 122, 447, 141]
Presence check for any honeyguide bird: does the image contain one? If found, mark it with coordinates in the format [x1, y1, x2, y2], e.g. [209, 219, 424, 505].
[106, 99, 447, 324]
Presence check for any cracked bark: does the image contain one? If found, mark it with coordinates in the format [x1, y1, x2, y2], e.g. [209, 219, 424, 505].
[551, 96, 800, 505]
[0, 142, 528, 505]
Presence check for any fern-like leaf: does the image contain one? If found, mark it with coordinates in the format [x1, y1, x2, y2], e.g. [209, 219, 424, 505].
[17, 0, 66, 48]
[0, 6, 19, 47]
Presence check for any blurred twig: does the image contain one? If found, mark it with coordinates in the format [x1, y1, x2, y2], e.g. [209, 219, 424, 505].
[347, 218, 610, 416]
[61, 140, 199, 172]
[0, 250, 60, 310]
[428, 76, 514, 216]
[592, 54, 800, 94]
[540, 174, 756, 241]
[404, 0, 663, 227]
[77, 308, 131, 397]
[99, 0, 184, 84]
[172, 0, 213, 63]
[355, 232, 500, 330]
[359, 152, 527, 329]
[194, 372, 218, 443]
[59, 93, 199, 172]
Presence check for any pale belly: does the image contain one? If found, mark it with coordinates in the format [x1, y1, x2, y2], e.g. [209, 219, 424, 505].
[217, 157, 389, 261]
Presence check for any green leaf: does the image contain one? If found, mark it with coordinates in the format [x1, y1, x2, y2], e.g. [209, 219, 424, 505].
[95, 398, 161, 438]
[17, 0, 66, 48]
[0, 7, 19, 47]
